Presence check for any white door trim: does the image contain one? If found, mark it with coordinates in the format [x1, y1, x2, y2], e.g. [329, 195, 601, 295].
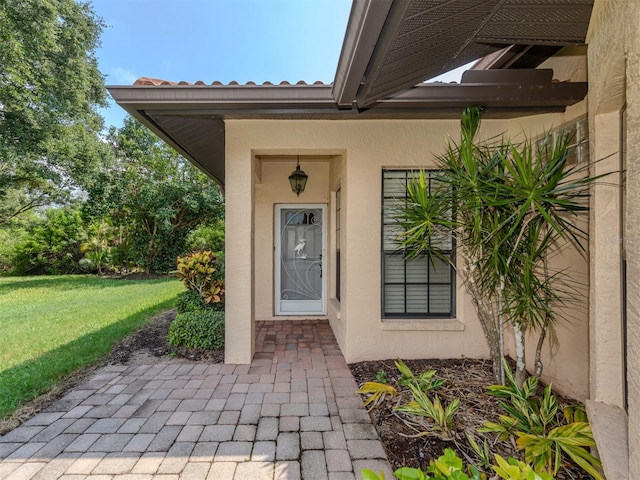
[275, 204, 327, 316]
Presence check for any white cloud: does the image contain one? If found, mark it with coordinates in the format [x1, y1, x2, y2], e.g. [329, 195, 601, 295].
[110, 66, 138, 85]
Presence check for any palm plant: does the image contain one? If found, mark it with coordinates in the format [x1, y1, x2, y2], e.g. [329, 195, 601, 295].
[397, 107, 596, 385]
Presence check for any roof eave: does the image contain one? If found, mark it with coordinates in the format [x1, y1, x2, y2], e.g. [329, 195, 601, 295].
[331, 0, 393, 108]
[108, 80, 587, 115]
[107, 78, 587, 188]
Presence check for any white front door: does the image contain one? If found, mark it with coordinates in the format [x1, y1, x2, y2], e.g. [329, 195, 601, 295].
[275, 204, 326, 315]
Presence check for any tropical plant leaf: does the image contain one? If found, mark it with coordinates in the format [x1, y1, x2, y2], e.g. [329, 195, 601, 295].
[361, 469, 385, 480]
[394, 467, 426, 480]
[356, 382, 398, 410]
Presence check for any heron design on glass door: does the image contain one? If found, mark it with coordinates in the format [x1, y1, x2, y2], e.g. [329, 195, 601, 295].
[279, 207, 323, 307]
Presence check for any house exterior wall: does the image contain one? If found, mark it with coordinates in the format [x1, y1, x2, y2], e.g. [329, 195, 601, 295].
[226, 106, 597, 402]
[224, 129, 256, 364]
[587, 0, 629, 408]
[227, 119, 600, 369]
[587, 0, 640, 477]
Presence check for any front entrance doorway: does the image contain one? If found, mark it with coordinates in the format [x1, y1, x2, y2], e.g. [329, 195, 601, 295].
[275, 204, 326, 315]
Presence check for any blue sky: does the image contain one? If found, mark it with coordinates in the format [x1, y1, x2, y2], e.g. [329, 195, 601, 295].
[91, 0, 352, 129]
[91, 0, 471, 130]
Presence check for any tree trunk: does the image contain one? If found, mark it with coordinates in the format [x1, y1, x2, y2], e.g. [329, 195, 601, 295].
[464, 258, 504, 384]
[514, 322, 527, 387]
[534, 326, 547, 378]
[498, 277, 506, 385]
[534, 248, 550, 378]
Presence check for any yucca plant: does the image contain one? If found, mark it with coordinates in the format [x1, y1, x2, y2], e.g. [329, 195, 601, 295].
[396, 107, 600, 385]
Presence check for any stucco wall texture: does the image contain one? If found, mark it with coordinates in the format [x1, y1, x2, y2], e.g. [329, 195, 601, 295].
[224, 112, 592, 401]
[587, 0, 640, 477]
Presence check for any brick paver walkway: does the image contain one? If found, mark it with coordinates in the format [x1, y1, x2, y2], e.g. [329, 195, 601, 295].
[0, 320, 393, 479]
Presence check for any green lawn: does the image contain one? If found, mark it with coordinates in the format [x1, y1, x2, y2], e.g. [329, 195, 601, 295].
[0, 275, 183, 419]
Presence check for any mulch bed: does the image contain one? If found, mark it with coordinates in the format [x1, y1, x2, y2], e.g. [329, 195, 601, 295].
[106, 308, 224, 364]
[349, 358, 591, 479]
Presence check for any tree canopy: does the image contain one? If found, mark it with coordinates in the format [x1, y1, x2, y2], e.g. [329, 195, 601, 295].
[0, 0, 108, 223]
[84, 117, 224, 273]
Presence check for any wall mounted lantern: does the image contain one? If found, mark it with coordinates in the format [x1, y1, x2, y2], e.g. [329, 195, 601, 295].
[288, 156, 308, 196]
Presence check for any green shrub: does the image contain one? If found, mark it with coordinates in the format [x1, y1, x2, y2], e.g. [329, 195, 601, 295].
[11, 207, 87, 275]
[175, 289, 223, 313]
[176, 290, 208, 313]
[0, 224, 29, 274]
[168, 310, 224, 350]
[187, 219, 225, 253]
[176, 250, 224, 306]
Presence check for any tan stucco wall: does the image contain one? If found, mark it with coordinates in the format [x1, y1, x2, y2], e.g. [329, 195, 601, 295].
[224, 128, 256, 364]
[226, 108, 597, 394]
[226, 119, 517, 365]
[587, 0, 640, 476]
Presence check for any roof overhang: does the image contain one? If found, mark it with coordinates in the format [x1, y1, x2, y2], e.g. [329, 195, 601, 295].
[108, 0, 594, 188]
[109, 70, 587, 187]
[334, 0, 593, 107]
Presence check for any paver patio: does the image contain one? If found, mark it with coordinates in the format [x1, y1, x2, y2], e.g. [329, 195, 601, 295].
[0, 320, 393, 479]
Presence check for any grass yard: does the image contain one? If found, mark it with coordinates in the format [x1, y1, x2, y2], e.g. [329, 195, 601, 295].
[0, 275, 183, 419]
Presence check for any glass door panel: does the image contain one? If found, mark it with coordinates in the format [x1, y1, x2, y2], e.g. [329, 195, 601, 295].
[275, 205, 326, 315]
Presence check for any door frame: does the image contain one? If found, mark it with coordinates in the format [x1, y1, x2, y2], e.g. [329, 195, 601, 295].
[274, 204, 327, 316]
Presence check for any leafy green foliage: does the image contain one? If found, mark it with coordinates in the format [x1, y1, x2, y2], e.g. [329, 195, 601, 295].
[176, 250, 225, 306]
[79, 220, 116, 274]
[426, 448, 485, 480]
[361, 470, 386, 480]
[84, 117, 224, 273]
[517, 422, 600, 479]
[356, 382, 398, 410]
[187, 219, 225, 254]
[480, 360, 557, 439]
[464, 432, 492, 469]
[10, 206, 87, 275]
[395, 384, 459, 440]
[0, 218, 30, 273]
[363, 449, 556, 480]
[168, 310, 225, 350]
[0, 0, 109, 222]
[176, 289, 209, 313]
[492, 455, 554, 480]
[376, 370, 389, 384]
[396, 358, 446, 392]
[481, 361, 602, 479]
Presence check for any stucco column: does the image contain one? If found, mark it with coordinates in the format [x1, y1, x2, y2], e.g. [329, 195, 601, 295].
[625, 6, 640, 475]
[224, 145, 255, 364]
[589, 111, 624, 407]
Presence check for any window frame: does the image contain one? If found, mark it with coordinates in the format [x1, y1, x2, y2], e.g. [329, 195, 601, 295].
[381, 169, 456, 319]
[335, 187, 341, 302]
